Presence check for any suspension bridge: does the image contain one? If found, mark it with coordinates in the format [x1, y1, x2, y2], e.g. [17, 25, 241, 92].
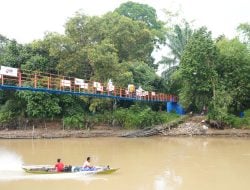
[0, 65, 178, 103]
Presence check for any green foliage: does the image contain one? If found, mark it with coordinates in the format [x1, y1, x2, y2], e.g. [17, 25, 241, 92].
[88, 99, 113, 113]
[0, 97, 20, 127]
[115, 1, 166, 44]
[216, 38, 250, 112]
[63, 114, 84, 129]
[115, 1, 160, 29]
[160, 21, 193, 95]
[62, 105, 179, 130]
[100, 12, 155, 66]
[237, 23, 250, 46]
[223, 114, 250, 129]
[88, 39, 119, 81]
[160, 21, 193, 67]
[128, 61, 158, 91]
[0, 110, 13, 126]
[208, 88, 232, 123]
[59, 95, 86, 117]
[113, 105, 179, 129]
[63, 112, 105, 130]
[179, 27, 217, 111]
[18, 91, 61, 119]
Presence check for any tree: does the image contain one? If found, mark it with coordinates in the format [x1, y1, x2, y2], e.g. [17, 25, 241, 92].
[0, 40, 30, 68]
[21, 39, 59, 73]
[99, 12, 156, 67]
[42, 32, 93, 79]
[237, 23, 250, 45]
[160, 21, 193, 71]
[179, 27, 218, 111]
[115, 1, 166, 57]
[159, 21, 193, 94]
[56, 11, 158, 77]
[88, 39, 119, 82]
[208, 88, 232, 124]
[128, 61, 158, 91]
[115, 1, 162, 30]
[17, 91, 61, 120]
[216, 38, 250, 112]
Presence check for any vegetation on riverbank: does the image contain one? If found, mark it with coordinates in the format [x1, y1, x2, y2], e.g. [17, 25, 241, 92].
[0, 1, 250, 129]
[63, 105, 179, 130]
[224, 110, 250, 128]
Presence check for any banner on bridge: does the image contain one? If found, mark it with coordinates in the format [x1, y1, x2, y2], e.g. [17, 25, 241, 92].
[107, 79, 114, 91]
[75, 78, 84, 86]
[0, 66, 18, 77]
[61, 79, 71, 87]
[80, 83, 88, 89]
[93, 82, 103, 92]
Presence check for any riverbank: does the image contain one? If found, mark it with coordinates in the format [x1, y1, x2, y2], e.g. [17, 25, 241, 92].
[0, 116, 250, 139]
[1, 126, 250, 139]
[0, 126, 133, 139]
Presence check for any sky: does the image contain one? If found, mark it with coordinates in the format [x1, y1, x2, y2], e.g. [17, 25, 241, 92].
[0, 0, 249, 44]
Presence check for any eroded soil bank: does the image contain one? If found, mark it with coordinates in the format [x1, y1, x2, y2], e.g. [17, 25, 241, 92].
[0, 116, 250, 139]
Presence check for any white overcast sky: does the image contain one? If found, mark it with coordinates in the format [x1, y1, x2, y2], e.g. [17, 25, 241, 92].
[0, 0, 249, 43]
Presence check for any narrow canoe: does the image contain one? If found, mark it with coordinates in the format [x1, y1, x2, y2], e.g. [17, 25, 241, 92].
[22, 165, 119, 175]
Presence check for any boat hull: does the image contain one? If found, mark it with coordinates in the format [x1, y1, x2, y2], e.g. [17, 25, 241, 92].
[22, 165, 118, 175]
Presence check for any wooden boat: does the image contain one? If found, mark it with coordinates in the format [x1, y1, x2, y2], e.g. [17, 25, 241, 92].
[22, 165, 119, 175]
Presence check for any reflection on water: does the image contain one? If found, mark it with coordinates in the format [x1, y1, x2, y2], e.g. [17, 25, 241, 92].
[154, 170, 182, 190]
[0, 137, 250, 190]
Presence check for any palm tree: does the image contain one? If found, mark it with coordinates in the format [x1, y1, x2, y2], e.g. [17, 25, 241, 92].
[159, 21, 193, 79]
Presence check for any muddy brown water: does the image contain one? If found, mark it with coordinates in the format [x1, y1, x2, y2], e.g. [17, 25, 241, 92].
[0, 137, 250, 190]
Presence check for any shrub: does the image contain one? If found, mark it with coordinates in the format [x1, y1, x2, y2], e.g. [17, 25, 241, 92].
[63, 114, 84, 129]
[224, 113, 250, 128]
[0, 110, 13, 128]
[113, 106, 179, 129]
[62, 106, 180, 130]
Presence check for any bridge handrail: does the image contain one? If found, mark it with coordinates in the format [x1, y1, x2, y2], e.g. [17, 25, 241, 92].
[0, 67, 178, 102]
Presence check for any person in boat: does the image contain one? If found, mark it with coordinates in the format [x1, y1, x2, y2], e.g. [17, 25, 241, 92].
[82, 157, 96, 171]
[55, 158, 64, 172]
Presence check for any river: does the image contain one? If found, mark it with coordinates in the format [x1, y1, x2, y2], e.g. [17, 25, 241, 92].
[0, 137, 250, 190]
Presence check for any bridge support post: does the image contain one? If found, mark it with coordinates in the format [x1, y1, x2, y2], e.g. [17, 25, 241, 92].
[18, 70, 22, 87]
[47, 76, 50, 89]
[166, 102, 185, 115]
[34, 73, 37, 88]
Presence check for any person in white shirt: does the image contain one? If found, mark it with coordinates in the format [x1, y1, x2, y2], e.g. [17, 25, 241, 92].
[82, 157, 94, 170]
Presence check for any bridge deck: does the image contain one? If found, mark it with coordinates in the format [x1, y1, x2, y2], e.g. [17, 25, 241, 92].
[0, 69, 178, 103]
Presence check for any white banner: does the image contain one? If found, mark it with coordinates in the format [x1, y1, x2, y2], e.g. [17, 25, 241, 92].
[151, 92, 156, 96]
[142, 91, 149, 96]
[80, 83, 88, 89]
[61, 79, 71, 87]
[107, 79, 114, 91]
[93, 82, 101, 88]
[108, 84, 114, 91]
[136, 86, 143, 97]
[75, 78, 84, 86]
[136, 90, 142, 97]
[97, 85, 103, 92]
[0, 66, 18, 77]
